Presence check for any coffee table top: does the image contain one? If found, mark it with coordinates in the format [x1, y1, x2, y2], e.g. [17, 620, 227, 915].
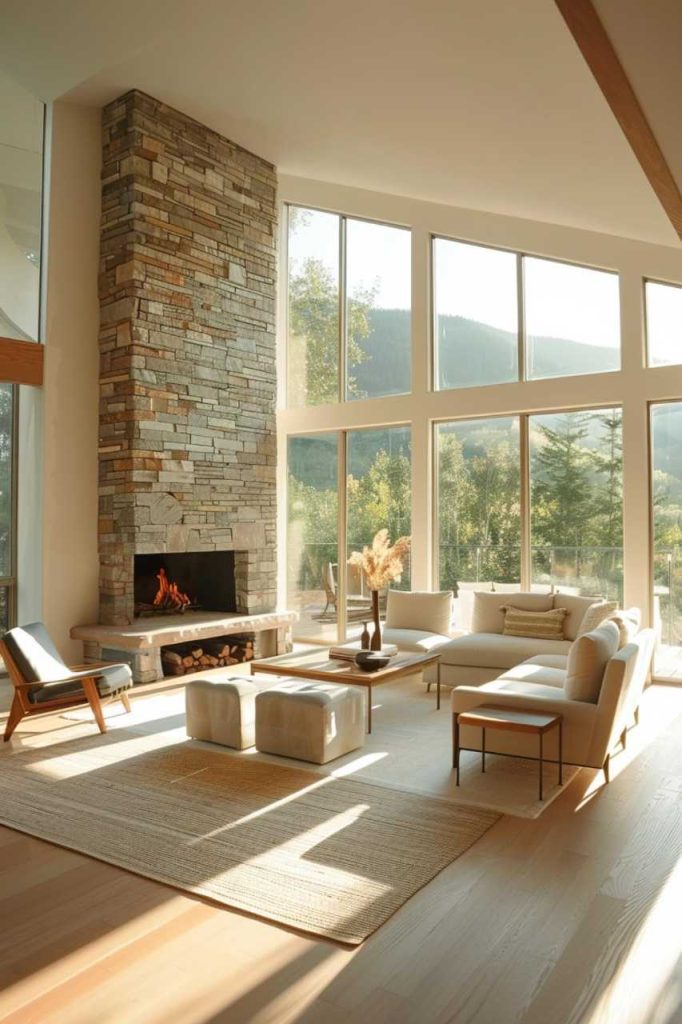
[251, 648, 439, 686]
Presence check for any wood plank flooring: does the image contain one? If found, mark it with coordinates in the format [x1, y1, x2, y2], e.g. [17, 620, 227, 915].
[0, 677, 681, 1024]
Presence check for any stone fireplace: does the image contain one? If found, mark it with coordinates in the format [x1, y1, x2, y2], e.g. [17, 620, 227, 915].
[97, 90, 278, 627]
[70, 90, 295, 679]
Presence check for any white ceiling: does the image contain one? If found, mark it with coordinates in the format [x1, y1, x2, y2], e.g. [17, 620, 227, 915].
[0, 0, 678, 247]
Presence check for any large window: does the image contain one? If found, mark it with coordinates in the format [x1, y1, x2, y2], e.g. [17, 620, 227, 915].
[0, 72, 43, 629]
[436, 417, 521, 589]
[287, 433, 339, 642]
[346, 426, 412, 632]
[434, 238, 620, 389]
[287, 426, 411, 641]
[651, 403, 682, 669]
[287, 207, 411, 406]
[435, 408, 623, 602]
[530, 409, 623, 599]
[646, 280, 682, 368]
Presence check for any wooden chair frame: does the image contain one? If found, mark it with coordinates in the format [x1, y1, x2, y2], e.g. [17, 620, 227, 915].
[1, 639, 131, 742]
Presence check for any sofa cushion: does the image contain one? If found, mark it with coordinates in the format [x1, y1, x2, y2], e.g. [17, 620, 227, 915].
[385, 590, 453, 635]
[577, 600, 618, 636]
[609, 608, 640, 648]
[438, 632, 571, 669]
[565, 620, 620, 703]
[502, 605, 567, 640]
[471, 592, 553, 635]
[380, 627, 454, 654]
[497, 661, 567, 689]
[522, 654, 569, 671]
[553, 594, 603, 640]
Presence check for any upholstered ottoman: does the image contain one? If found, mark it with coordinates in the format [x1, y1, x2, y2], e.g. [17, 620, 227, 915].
[255, 680, 365, 764]
[185, 676, 271, 750]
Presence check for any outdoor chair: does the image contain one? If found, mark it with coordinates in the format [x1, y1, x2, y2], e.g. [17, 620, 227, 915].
[1, 622, 133, 741]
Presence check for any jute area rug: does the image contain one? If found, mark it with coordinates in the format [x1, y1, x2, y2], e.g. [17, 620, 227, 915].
[0, 731, 499, 945]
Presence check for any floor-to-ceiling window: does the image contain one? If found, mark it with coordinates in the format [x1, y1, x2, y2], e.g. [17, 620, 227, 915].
[529, 408, 623, 599]
[650, 402, 682, 677]
[436, 417, 521, 589]
[0, 71, 44, 628]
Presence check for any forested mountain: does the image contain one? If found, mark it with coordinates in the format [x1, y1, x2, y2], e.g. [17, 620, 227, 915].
[351, 308, 617, 395]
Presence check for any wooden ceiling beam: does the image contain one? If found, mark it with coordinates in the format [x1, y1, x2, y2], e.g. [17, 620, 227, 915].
[0, 337, 44, 387]
[556, 0, 682, 242]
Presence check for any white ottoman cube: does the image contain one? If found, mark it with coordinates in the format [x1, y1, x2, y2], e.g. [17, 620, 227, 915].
[255, 679, 365, 764]
[186, 675, 270, 750]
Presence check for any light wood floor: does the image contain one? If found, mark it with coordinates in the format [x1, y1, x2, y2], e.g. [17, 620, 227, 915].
[0, 675, 681, 1024]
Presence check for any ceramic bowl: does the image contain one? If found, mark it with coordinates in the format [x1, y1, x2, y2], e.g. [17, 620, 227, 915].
[354, 651, 391, 672]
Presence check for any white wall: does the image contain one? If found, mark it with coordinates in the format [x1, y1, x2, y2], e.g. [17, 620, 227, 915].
[277, 174, 682, 634]
[40, 102, 101, 659]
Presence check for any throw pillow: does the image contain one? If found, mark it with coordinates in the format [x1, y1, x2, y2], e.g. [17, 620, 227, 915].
[472, 591, 553, 634]
[565, 620, 620, 702]
[384, 590, 453, 635]
[502, 605, 568, 641]
[577, 600, 618, 636]
[553, 594, 603, 640]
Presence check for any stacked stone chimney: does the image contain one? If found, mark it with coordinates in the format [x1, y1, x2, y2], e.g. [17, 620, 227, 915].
[98, 91, 277, 625]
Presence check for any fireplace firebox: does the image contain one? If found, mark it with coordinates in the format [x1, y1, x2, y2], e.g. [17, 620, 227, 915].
[134, 552, 236, 618]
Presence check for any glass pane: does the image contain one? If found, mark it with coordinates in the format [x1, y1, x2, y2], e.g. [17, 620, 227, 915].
[0, 383, 13, 578]
[651, 402, 682, 677]
[646, 281, 682, 367]
[346, 427, 412, 637]
[434, 238, 518, 390]
[287, 433, 339, 642]
[525, 257, 620, 380]
[346, 219, 411, 400]
[0, 587, 10, 633]
[436, 418, 521, 627]
[287, 207, 340, 407]
[529, 409, 623, 600]
[0, 71, 43, 341]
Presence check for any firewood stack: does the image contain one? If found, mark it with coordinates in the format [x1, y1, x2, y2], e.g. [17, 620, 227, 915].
[161, 636, 255, 677]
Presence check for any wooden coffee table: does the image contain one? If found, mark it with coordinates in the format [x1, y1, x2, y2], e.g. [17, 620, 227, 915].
[251, 649, 441, 733]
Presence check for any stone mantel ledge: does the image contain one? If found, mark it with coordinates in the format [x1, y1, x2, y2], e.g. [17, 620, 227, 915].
[71, 610, 298, 652]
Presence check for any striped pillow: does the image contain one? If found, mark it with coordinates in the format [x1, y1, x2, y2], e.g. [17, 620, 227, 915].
[502, 605, 568, 641]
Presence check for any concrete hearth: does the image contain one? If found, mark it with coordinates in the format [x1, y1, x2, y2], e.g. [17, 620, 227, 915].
[72, 610, 297, 683]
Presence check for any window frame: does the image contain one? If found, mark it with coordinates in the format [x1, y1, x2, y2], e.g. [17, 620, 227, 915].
[643, 276, 682, 369]
[431, 234, 621, 392]
[285, 203, 413, 408]
[432, 402, 624, 597]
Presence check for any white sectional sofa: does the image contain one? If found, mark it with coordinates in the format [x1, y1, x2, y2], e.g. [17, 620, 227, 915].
[451, 622, 655, 776]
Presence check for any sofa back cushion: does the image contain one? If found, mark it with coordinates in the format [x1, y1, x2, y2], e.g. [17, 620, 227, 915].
[576, 600, 618, 636]
[502, 606, 568, 640]
[553, 594, 603, 640]
[565, 620, 620, 703]
[609, 607, 640, 648]
[472, 592, 553, 635]
[385, 590, 453, 635]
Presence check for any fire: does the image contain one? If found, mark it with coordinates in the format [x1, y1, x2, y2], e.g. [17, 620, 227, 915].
[153, 567, 192, 611]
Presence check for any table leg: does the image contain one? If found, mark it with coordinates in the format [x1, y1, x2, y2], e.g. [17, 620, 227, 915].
[367, 685, 372, 734]
[558, 720, 563, 786]
[453, 714, 460, 784]
[481, 727, 486, 773]
[437, 663, 441, 710]
[539, 730, 544, 801]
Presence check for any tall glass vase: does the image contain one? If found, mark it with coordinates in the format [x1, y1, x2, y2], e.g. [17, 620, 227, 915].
[370, 590, 382, 650]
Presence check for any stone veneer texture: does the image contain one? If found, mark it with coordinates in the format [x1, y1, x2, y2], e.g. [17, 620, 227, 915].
[98, 91, 277, 625]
